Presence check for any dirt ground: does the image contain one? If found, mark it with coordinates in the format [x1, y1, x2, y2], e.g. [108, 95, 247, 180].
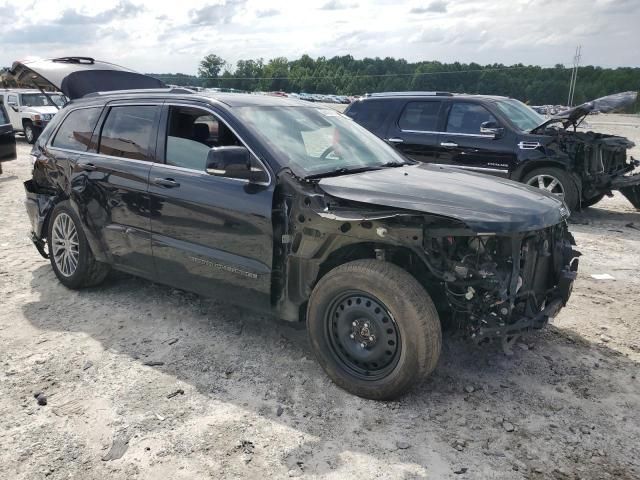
[0, 114, 639, 480]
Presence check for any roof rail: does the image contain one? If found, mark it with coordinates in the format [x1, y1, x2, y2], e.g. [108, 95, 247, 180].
[366, 91, 453, 97]
[83, 87, 194, 98]
[52, 57, 95, 65]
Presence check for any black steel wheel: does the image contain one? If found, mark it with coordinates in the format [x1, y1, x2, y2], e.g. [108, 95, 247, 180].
[326, 291, 401, 381]
[307, 259, 441, 400]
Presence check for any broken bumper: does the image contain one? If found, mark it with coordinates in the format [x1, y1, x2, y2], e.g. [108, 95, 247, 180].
[611, 171, 640, 208]
[24, 179, 54, 258]
[473, 266, 577, 341]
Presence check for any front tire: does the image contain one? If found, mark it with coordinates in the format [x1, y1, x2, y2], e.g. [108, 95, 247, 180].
[523, 167, 579, 211]
[581, 192, 605, 208]
[307, 260, 441, 400]
[47, 202, 110, 289]
[24, 122, 40, 144]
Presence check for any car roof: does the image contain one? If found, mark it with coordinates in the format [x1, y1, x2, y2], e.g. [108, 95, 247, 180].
[360, 93, 509, 102]
[72, 90, 322, 108]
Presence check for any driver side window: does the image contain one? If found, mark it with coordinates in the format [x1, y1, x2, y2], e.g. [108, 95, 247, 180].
[446, 103, 497, 135]
[165, 106, 245, 171]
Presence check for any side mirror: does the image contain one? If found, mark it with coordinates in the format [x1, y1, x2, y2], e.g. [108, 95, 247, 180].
[206, 146, 253, 180]
[8, 102, 18, 112]
[480, 121, 504, 138]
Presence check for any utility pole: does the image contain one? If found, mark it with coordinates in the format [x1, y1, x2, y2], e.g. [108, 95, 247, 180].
[567, 45, 582, 107]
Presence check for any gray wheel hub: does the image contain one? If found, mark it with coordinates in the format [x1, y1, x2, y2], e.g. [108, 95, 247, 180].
[526, 174, 565, 197]
[52, 212, 79, 277]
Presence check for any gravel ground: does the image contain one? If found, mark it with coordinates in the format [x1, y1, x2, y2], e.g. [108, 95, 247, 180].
[0, 114, 639, 479]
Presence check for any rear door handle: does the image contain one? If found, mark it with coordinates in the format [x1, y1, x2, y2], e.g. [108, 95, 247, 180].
[80, 162, 96, 171]
[153, 177, 180, 188]
[440, 142, 458, 148]
[387, 137, 404, 144]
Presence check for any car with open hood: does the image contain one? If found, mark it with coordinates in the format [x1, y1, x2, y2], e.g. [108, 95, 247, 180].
[20, 57, 579, 399]
[345, 91, 639, 212]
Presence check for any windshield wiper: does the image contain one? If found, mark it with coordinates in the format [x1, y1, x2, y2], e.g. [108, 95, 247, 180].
[305, 165, 385, 180]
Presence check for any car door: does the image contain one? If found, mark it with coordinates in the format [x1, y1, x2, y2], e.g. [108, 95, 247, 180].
[60, 102, 160, 278]
[0, 104, 17, 162]
[383, 100, 443, 163]
[148, 103, 273, 310]
[5, 93, 21, 131]
[437, 101, 516, 176]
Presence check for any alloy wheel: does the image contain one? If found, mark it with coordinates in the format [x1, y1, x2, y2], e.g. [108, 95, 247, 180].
[51, 213, 80, 277]
[526, 174, 565, 197]
[325, 291, 401, 381]
[25, 126, 34, 143]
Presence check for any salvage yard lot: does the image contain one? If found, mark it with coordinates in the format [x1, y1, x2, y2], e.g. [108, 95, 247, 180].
[0, 114, 639, 479]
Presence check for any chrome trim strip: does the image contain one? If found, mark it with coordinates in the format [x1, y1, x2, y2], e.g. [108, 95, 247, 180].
[399, 129, 495, 139]
[518, 141, 542, 150]
[445, 164, 508, 173]
[47, 101, 272, 187]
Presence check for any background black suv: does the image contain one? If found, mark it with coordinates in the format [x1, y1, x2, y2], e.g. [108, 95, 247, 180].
[345, 91, 639, 211]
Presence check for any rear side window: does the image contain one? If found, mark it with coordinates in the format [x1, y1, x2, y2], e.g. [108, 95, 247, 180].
[398, 101, 442, 132]
[52, 107, 102, 152]
[99, 106, 158, 161]
[0, 105, 8, 125]
[446, 102, 497, 135]
[348, 100, 392, 131]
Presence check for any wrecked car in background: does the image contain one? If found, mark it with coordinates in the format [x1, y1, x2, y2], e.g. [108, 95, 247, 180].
[531, 91, 640, 210]
[18, 57, 579, 399]
[346, 91, 639, 211]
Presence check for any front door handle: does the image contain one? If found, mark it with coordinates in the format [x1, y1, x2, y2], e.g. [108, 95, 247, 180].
[387, 137, 404, 144]
[440, 142, 458, 148]
[153, 177, 180, 188]
[80, 162, 96, 171]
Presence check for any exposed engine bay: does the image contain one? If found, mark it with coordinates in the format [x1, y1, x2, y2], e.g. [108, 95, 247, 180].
[273, 171, 580, 345]
[424, 226, 579, 342]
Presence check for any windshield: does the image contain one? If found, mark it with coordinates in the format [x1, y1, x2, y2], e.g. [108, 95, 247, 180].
[494, 99, 545, 132]
[234, 106, 406, 177]
[20, 93, 65, 108]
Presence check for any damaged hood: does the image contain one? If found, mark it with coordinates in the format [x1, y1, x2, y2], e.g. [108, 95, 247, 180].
[318, 163, 568, 233]
[532, 91, 638, 133]
[10, 57, 166, 100]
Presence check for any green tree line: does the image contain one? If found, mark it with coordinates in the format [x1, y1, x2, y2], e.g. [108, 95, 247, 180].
[155, 53, 636, 107]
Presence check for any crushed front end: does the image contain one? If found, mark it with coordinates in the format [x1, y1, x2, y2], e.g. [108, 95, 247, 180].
[423, 223, 580, 343]
[544, 127, 640, 208]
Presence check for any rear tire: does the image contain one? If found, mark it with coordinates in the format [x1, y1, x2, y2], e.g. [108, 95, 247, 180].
[523, 167, 579, 212]
[307, 259, 441, 400]
[47, 201, 110, 289]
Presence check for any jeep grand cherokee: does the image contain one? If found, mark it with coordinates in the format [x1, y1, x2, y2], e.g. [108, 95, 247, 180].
[17, 57, 579, 399]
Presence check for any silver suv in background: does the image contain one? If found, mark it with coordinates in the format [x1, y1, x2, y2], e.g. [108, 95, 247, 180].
[0, 89, 65, 143]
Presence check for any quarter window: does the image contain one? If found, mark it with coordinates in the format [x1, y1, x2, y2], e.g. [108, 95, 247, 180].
[398, 101, 442, 132]
[446, 103, 497, 135]
[52, 107, 102, 152]
[99, 106, 159, 161]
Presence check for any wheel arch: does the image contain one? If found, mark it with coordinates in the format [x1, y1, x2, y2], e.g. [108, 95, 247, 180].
[281, 241, 442, 323]
[512, 159, 570, 183]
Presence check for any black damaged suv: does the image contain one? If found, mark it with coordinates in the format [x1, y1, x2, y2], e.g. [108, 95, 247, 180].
[17, 58, 579, 399]
[345, 91, 639, 212]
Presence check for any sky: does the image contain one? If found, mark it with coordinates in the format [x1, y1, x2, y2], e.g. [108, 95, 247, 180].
[0, 0, 638, 74]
